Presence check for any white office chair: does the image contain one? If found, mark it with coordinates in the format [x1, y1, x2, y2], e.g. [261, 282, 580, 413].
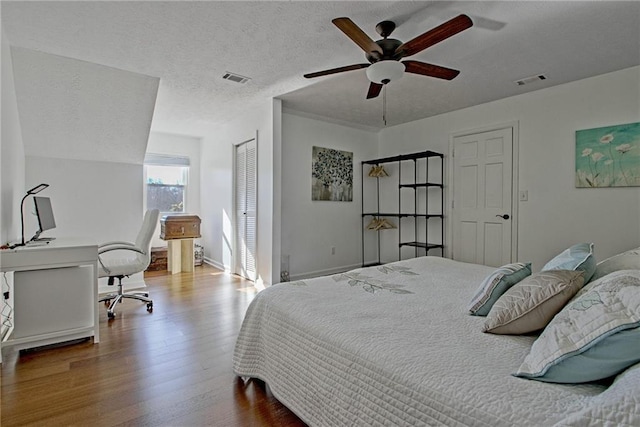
[98, 209, 159, 319]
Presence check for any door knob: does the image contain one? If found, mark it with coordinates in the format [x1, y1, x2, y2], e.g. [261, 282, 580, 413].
[496, 214, 510, 220]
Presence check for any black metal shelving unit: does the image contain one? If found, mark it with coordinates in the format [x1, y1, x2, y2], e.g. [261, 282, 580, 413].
[361, 150, 444, 266]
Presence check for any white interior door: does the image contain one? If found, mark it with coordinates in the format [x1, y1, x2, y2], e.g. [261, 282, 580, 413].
[452, 127, 514, 267]
[235, 139, 257, 281]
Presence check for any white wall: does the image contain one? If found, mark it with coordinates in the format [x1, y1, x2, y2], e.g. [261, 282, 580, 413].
[146, 131, 202, 248]
[1, 26, 25, 337]
[379, 66, 640, 271]
[25, 156, 143, 291]
[11, 47, 158, 165]
[8, 47, 158, 293]
[281, 113, 378, 279]
[1, 28, 25, 245]
[24, 156, 142, 242]
[200, 98, 280, 286]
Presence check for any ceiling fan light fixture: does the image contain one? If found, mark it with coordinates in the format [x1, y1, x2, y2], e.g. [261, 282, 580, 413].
[366, 60, 405, 84]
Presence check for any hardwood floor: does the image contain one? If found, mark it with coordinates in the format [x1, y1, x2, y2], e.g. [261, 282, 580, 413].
[1, 265, 307, 426]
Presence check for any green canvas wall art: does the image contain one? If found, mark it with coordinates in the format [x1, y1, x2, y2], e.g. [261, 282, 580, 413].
[576, 122, 640, 187]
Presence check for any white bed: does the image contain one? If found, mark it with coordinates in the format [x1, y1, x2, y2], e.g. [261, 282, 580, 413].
[233, 256, 638, 426]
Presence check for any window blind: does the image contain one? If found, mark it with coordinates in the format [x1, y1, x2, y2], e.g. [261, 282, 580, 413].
[144, 153, 190, 166]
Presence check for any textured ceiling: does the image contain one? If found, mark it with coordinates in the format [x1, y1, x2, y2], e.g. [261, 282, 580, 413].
[3, 1, 640, 136]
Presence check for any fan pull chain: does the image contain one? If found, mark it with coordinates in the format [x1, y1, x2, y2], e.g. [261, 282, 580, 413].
[382, 84, 387, 126]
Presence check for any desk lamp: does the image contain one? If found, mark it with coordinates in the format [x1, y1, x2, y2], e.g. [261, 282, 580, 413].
[19, 183, 49, 246]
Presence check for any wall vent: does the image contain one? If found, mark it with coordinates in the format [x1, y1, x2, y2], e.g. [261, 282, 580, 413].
[515, 74, 547, 86]
[222, 72, 251, 84]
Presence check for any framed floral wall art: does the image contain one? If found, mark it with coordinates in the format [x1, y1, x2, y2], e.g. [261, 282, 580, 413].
[575, 122, 640, 187]
[311, 146, 353, 201]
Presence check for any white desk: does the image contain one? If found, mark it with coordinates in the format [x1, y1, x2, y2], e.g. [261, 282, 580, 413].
[0, 238, 99, 362]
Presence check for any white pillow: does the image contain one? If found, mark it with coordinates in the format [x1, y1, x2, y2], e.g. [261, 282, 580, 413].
[591, 246, 640, 281]
[515, 270, 640, 383]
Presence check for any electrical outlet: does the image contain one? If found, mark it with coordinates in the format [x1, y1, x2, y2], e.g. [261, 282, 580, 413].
[331, 246, 336, 255]
[519, 190, 528, 201]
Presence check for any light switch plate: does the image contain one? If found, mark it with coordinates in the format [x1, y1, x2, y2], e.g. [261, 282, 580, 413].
[519, 190, 528, 201]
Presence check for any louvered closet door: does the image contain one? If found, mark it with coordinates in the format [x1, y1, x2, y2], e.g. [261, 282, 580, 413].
[235, 139, 257, 281]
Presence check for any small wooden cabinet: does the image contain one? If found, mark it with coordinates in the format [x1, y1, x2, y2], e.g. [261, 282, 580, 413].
[160, 215, 202, 274]
[160, 215, 201, 240]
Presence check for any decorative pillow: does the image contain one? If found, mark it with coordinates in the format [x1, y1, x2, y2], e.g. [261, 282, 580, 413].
[591, 246, 640, 282]
[542, 242, 596, 282]
[515, 270, 640, 383]
[483, 270, 584, 335]
[468, 262, 531, 316]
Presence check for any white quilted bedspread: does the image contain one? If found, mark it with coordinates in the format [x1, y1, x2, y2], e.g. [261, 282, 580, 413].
[233, 257, 635, 426]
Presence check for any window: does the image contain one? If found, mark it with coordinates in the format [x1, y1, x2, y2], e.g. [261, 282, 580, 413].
[144, 154, 190, 213]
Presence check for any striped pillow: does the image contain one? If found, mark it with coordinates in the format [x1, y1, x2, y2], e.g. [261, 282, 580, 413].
[468, 262, 532, 316]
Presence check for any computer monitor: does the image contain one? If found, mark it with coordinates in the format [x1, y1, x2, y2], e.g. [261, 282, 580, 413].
[32, 196, 56, 240]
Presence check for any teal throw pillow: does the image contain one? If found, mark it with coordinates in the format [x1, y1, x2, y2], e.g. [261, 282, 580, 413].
[542, 242, 596, 282]
[534, 328, 640, 383]
[468, 262, 531, 316]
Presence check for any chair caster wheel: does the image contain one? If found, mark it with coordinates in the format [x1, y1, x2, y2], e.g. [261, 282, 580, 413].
[146, 302, 153, 312]
[107, 311, 115, 319]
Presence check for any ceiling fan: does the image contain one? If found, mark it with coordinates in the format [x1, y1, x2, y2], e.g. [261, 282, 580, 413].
[304, 14, 473, 99]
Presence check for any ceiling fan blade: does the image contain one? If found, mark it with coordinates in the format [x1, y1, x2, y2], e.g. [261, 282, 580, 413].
[304, 63, 370, 79]
[396, 14, 473, 57]
[366, 82, 383, 99]
[332, 17, 383, 55]
[403, 60, 460, 80]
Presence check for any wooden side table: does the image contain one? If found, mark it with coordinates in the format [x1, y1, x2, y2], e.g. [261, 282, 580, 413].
[167, 239, 194, 274]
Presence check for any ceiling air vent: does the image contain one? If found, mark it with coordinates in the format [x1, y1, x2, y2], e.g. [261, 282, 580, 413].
[222, 72, 251, 84]
[515, 74, 547, 86]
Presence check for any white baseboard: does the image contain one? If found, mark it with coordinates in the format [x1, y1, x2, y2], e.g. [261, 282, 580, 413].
[288, 263, 362, 282]
[204, 257, 227, 272]
[202, 258, 363, 284]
